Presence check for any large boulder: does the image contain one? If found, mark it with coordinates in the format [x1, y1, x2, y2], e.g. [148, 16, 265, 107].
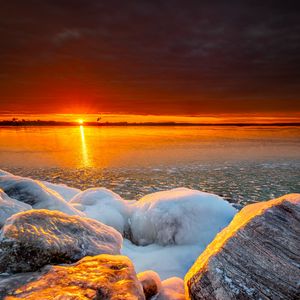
[0, 175, 82, 215]
[0, 209, 122, 273]
[185, 194, 300, 300]
[0, 255, 145, 299]
[0, 190, 31, 227]
[70, 187, 131, 234]
[130, 188, 236, 246]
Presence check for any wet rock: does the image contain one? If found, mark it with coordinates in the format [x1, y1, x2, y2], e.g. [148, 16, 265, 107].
[0, 254, 145, 299]
[157, 277, 185, 300]
[137, 270, 161, 299]
[0, 209, 122, 273]
[185, 194, 300, 300]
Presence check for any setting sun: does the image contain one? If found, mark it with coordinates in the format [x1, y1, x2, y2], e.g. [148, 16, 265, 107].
[78, 119, 84, 125]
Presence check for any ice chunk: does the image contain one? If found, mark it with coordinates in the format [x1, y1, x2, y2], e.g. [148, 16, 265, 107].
[0, 190, 31, 227]
[42, 181, 81, 201]
[70, 188, 132, 234]
[0, 175, 83, 216]
[130, 188, 236, 247]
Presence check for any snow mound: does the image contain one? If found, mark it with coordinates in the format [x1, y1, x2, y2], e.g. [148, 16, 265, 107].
[0, 190, 32, 227]
[70, 188, 131, 234]
[0, 209, 123, 273]
[130, 188, 236, 247]
[0, 175, 83, 216]
[42, 181, 81, 201]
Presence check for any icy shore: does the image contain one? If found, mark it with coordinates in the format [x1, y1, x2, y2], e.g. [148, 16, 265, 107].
[0, 169, 298, 299]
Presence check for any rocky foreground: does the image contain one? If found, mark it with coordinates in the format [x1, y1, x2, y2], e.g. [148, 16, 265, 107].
[185, 194, 300, 300]
[0, 170, 299, 299]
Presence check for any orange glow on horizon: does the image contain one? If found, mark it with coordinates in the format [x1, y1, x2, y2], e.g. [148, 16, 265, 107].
[0, 113, 299, 124]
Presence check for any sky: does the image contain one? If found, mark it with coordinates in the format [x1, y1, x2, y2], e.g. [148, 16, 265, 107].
[0, 0, 300, 121]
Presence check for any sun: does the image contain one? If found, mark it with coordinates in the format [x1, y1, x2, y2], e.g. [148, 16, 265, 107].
[78, 119, 84, 125]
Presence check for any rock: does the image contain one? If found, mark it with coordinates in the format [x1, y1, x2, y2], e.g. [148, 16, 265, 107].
[0, 175, 83, 215]
[157, 277, 185, 300]
[0, 254, 146, 299]
[0, 209, 123, 273]
[138, 270, 162, 299]
[185, 193, 300, 300]
[0, 189, 31, 227]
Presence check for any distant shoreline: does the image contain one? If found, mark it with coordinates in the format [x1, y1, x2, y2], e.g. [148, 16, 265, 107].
[1, 121, 300, 127]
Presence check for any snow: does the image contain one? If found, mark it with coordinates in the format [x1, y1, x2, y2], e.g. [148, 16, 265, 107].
[0, 190, 31, 227]
[122, 239, 204, 280]
[42, 181, 81, 202]
[130, 188, 236, 247]
[69, 188, 132, 234]
[0, 175, 83, 216]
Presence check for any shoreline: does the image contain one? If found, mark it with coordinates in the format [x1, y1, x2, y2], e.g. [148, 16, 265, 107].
[1, 121, 300, 127]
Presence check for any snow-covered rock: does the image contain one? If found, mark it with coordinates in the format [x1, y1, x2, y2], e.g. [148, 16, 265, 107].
[70, 188, 131, 234]
[0, 254, 145, 299]
[137, 270, 162, 299]
[0, 190, 31, 227]
[0, 175, 83, 216]
[157, 277, 185, 300]
[185, 193, 300, 300]
[0, 169, 12, 177]
[42, 181, 81, 201]
[130, 188, 236, 246]
[0, 209, 122, 273]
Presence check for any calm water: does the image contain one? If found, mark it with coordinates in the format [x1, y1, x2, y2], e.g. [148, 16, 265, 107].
[0, 126, 299, 205]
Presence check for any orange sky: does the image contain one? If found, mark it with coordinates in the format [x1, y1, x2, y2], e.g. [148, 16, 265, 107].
[0, 113, 299, 124]
[1, 1, 300, 120]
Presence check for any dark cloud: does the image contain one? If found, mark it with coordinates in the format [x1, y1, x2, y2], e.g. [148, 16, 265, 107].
[0, 0, 300, 115]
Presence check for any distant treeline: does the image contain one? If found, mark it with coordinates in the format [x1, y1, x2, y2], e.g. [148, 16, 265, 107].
[1, 120, 300, 127]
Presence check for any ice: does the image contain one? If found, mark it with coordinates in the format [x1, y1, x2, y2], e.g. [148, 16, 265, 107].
[0, 190, 31, 227]
[130, 188, 236, 247]
[42, 181, 81, 201]
[69, 188, 132, 234]
[122, 239, 205, 280]
[0, 175, 83, 216]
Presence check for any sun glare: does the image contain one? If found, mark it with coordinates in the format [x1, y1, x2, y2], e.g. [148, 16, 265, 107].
[78, 119, 84, 125]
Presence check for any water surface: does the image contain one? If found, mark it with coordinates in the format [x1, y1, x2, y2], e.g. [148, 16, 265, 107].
[0, 126, 299, 205]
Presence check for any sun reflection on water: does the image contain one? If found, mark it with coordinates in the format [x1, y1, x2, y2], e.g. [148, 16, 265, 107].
[79, 125, 90, 167]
